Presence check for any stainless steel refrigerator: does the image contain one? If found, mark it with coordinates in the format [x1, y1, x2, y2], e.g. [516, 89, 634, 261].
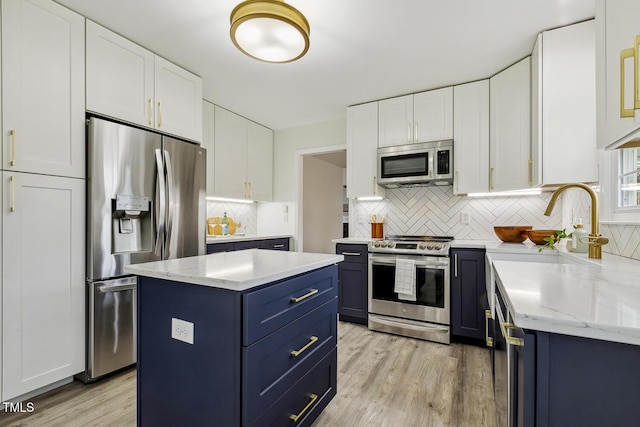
[79, 117, 206, 382]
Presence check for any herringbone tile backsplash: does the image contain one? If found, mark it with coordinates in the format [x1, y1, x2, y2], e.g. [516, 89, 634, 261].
[351, 186, 640, 261]
[350, 186, 563, 240]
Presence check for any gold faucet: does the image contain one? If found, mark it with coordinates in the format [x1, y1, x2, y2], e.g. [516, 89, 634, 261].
[543, 183, 609, 259]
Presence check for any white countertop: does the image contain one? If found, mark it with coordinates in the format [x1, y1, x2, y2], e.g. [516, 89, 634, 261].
[492, 252, 640, 346]
[125, 249, 343, 291]
[332, 237, 373, 244]
[206, 234, 291, 244]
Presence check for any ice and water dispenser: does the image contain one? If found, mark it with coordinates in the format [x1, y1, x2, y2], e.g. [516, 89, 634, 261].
[112, 194, 153, 253]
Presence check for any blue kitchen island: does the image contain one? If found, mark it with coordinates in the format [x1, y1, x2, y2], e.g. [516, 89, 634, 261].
[125, 249, 343, 427]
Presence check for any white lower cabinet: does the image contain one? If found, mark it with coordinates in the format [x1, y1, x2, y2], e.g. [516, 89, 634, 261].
[2, 172, 85, 400]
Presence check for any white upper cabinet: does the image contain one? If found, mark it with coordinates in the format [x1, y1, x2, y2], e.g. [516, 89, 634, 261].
[531, 21, 598, 186]
[2, 171, 85, 400]
[213, 106, 273, 201]
[154, 56, 203, 142]
[202, 100, 215, 196]
[378, 88, 453, 147]
[489, 57, 531, 192]
[413, 87, 453, 143]
[453, 80, 489, 195]
[347, 102, 385, 198]
[378, 95, 413, 147]
[2, 0, 85, 178]
[246, 120, 273, 202]
[86, 20, 203, 143]
[86, 20, 154, 128]
[595, 0, 640, 149]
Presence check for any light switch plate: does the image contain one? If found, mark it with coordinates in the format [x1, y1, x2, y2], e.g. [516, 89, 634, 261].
[461, 211, 471, 224]
[171, 318, 194, 344]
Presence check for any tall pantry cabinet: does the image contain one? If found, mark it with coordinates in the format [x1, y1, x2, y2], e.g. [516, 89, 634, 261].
[1, 0, 86, 401]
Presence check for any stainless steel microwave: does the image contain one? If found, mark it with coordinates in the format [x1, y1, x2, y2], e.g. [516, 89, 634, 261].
[377, 140, 453, 188]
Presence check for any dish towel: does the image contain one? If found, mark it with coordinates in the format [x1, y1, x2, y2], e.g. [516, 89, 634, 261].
[394, 258, 416, 301]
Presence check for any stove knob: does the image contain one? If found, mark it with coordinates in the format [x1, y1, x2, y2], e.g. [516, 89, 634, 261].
[418, 243, 427, 249]
[373, 241, 380, 248]
[433, 243, 442, 251]
[427, 244, 435, 250]
[387, 242, 395, 249]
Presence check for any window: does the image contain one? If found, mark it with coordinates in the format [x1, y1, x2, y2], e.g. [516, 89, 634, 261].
[618, 148, 640, 209]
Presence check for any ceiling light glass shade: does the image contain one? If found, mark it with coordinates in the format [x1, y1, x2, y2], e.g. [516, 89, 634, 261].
[230, 0, 310, 63]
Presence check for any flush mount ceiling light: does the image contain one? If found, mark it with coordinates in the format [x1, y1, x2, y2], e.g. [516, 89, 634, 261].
[230, 0, 310, 63]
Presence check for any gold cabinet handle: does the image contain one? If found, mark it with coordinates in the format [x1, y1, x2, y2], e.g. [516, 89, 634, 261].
[9, 175, 16, 212]
[415, 122, 419, 142]
[289, 393, 318, 422]
[10, 130, 16, 166]
[485, 310, 493, 348]
[273, 244, 285, 249]
[635, 35, 640, 109]
[372, 176, 376, 194]
[290, 336, 318, 357]
[157, 101, 163, 127]
[528, 159, 533, 186]
[620, 48, 635, 118]
[499, 321, 524, 347]
[407, 123, 412, 142]
[290, 289, 318, 303]
[148, 98, 153, 125]
[248, 181, 252, 199]
[489, 167, 495, 190]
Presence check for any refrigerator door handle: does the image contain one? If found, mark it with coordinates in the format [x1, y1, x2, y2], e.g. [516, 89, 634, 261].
[155, 149, 166, 256]
[164, 149, 175, 255]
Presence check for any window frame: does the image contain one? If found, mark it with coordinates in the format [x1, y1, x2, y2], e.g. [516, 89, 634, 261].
[600, 149, 640, 224]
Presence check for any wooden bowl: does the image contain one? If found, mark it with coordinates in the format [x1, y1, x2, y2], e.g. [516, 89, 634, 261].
[525, 229, 558, 245]
[493, 226, 532, 243]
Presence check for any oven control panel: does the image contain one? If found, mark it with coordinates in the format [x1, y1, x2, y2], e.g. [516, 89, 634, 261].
[369, 240, 450, 256]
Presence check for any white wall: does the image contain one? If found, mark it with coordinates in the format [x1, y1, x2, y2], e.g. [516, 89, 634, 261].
[257, 202, 296, 238]
[273, 118, 346, 202]
[302, 156, 344, 253]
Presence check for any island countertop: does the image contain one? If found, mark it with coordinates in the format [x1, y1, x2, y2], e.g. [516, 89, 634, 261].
[124, 249, 344, 291]
[493, 259, 640, 346]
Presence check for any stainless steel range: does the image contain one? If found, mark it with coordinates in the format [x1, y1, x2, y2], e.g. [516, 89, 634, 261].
[368, 235, 452, 344]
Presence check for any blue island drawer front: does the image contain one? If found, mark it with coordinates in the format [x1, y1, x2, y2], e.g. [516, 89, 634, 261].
[243, 299, 337, 426]
[250, 347, 337, 427]
[243, 265, 338, 346]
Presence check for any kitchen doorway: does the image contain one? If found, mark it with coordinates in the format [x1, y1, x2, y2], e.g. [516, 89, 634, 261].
[296, 147, 346, 254]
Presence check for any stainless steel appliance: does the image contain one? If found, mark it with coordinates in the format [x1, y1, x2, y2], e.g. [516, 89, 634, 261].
[368, 235, 452, 344]
[79, 117, 206, 382]
[377, 140, 453, 188]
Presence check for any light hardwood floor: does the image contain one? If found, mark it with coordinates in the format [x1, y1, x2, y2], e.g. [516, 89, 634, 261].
[0, 322, 496, 427]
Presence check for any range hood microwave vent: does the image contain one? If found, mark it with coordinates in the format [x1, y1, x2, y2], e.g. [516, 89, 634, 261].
[377, 140, 454, 188]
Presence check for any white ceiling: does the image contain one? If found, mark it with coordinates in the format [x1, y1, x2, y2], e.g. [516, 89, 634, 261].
[56, 0, 595, 131]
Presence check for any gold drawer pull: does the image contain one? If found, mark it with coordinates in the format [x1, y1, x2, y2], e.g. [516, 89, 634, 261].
[290, 289, 318, 303]
[272, 244, 285, 248]
[289, 393, 318, 422]
[499, 321, 524, 347]
[485, 310, 493, 348]
[290, 336, 318, 357]
[157, 101, 163, 127]
[148, 98, 153, 125]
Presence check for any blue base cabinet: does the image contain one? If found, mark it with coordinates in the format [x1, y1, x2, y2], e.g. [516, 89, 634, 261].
[335, 244, 368, 325]
[450, 248, 486, 341]
[494, 285, 640, 426]
[207, 237, 290, 254]
[137, 265, 337, 426]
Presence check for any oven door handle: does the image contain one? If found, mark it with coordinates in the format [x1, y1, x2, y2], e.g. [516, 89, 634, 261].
[369, 256, 448, 268]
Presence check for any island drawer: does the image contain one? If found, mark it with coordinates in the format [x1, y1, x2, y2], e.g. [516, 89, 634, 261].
[243, 266, 338, 346]
[243, 299, 337, 426]
[249, 347, 337, 427]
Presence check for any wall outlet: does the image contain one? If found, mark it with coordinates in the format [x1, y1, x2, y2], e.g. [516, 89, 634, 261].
[171, 318, 194, 344]
[461, 211, 471, 225]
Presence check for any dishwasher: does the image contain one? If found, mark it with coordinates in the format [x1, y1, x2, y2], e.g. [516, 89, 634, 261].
[78, 277, 137, 382]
